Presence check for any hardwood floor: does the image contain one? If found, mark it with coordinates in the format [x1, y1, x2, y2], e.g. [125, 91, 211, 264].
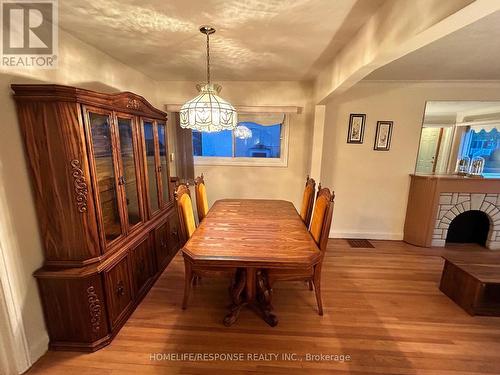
[28, 240, 500, 374]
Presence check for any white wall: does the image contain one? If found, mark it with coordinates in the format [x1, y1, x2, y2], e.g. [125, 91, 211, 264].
[157, 81, 315, 210]
[321, 81, 500, 240]
[0, 30, 159, 372]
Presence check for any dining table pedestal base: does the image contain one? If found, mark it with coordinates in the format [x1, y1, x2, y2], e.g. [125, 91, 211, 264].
[223, 267, 278, 327]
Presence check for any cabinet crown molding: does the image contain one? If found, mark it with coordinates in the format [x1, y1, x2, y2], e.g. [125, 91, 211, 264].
[11, 84, 167, 119]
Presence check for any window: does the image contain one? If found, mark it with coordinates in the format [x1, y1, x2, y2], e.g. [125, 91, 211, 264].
[193, 130, 232, 157]
[459, 126, 500, 176]
[192, 113, 289, 166]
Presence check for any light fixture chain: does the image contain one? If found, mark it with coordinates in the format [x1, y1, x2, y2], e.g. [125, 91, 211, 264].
[206, 32, 210, 84]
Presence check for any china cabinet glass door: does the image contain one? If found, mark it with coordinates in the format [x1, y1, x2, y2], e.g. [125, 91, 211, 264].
[143, 120, 161, 215]
[116, 116, 143, 230]
[87, 110, 124, 244]
[157, 122, 171, 206]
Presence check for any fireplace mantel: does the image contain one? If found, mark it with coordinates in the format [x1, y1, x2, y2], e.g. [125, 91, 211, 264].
[404, 174, 500, 250]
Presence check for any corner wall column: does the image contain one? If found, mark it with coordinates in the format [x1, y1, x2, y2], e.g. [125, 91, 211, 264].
[309, 105, 326, 181]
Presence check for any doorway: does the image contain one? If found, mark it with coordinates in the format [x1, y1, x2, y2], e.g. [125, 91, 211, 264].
[416, 127, 442, 173]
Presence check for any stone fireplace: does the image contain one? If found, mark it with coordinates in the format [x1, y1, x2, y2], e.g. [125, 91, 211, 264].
[404, 175, 500, 250]
[431, 192, 499, 249]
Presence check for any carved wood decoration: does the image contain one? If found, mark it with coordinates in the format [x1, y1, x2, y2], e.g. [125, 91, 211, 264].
[126, 98, 141, 110]
[11, 84, 184, 352]
[70, 159, 89, 213]
[86, 286, 101, 332]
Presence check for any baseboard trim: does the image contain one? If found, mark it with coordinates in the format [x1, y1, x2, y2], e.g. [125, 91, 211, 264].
[331, 230, 403, 241]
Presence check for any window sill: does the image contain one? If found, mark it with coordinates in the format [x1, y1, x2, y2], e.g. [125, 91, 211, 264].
[194, 156, 288, 167]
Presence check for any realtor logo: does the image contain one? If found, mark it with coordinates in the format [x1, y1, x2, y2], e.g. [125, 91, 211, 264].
[1, 0, 58, 68]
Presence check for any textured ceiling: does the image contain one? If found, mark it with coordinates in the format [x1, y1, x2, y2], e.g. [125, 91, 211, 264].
[58, 0, 380, 81]
[365, 10, 500, 81]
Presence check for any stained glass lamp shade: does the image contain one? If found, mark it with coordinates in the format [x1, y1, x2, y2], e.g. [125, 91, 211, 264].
[180, 83, 237, 132]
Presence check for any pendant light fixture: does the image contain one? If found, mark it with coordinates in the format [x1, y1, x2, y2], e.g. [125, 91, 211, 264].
[179, 26, 237, 132]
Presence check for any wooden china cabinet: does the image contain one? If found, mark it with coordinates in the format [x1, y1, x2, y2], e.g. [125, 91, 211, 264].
[12, 84, 184, 351]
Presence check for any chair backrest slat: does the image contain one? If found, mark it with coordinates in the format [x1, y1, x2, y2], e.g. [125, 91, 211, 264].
[299, 176, 316, 228]
[194, 174, 209, 222]
[174, 183, 196, 239]
[309, 186, 335, 252]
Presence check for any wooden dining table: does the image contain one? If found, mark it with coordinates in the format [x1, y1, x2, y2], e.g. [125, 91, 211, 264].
[182, 199, 321, 326]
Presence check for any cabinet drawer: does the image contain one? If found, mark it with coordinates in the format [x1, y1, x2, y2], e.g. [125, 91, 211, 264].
[104, 256, 133, 328]
[130, 237, 156, 296]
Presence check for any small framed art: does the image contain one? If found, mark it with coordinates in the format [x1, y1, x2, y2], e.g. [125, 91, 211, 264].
[374, 121, 393, 151]
[347, 114, 366, 143]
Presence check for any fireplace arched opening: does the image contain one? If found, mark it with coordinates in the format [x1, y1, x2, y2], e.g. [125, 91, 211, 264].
[446, 210, 490, 247]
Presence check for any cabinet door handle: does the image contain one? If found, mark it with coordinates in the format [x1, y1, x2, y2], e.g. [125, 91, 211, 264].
[116, 281, 125, 296]
[118, 176, 126, 185]
[171, 230, 178, 239]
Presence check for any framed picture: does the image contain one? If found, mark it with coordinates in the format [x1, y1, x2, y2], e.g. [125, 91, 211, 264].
[374, 121, 393, 151]
[347, 114, 366, 144]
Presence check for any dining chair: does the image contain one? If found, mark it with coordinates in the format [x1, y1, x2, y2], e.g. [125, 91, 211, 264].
[194, 173, 209, 223]
[175, 183, 196, 239]
[174, 183, 198, 309]
[175, 183, 235, 309]
[268, 185, 335, 315]
[299, 176, 316, 228]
